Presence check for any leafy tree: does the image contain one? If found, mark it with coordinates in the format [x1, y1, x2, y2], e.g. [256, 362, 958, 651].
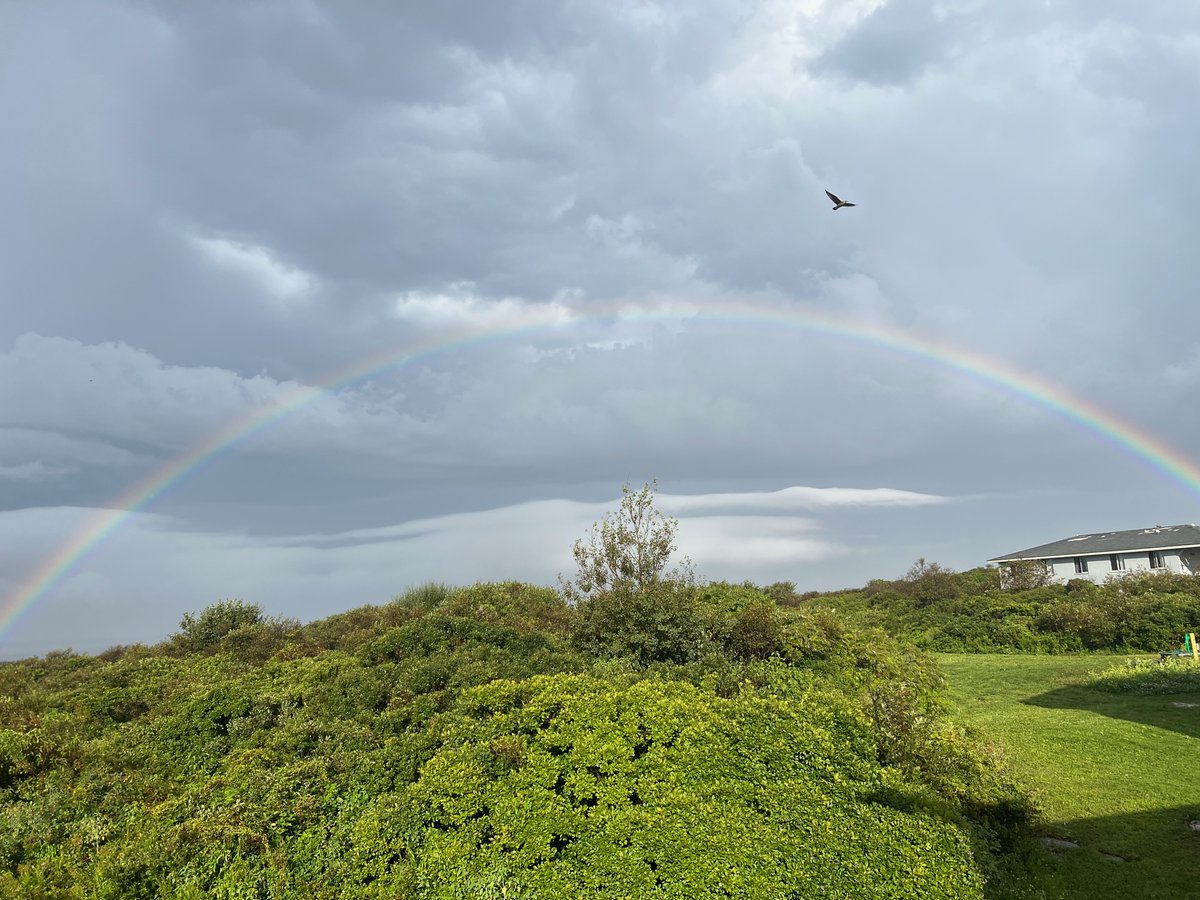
[1000, 558, 1052, 591]
[560, 481, 692, 603]
[903, 558, 960, 606]
[172, 600, 264, 653]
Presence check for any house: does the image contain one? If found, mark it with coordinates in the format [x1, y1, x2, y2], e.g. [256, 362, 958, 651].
[990, 524, 1200, 586]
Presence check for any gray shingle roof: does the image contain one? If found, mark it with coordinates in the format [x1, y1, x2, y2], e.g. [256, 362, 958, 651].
[990, 524, 1200, 562]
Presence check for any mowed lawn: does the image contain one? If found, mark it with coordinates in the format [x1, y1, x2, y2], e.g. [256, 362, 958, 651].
[936, 654, 1200, 900]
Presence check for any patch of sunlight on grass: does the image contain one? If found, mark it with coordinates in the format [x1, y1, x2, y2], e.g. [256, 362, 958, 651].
[936, 653, 1200, 900]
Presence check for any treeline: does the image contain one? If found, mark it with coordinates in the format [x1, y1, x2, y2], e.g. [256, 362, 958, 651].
[806, 560, 1200, 653]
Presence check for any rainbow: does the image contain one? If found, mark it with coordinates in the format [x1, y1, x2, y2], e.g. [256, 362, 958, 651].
[4, 303, 1199, 647]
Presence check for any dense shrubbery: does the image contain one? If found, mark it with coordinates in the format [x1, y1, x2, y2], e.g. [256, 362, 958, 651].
[0, 578, 1038, 898]
[0, 488, 1052, 896]
[810, 567, 1200, 654]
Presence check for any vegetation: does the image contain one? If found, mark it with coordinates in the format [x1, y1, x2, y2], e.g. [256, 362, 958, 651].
[560, 480, 693, 603]
[10, 487, 1200, 897]
[0, 579, 1039, 898]
[808, 564, 1200, 654]
[0, 486, 1041, 898]
[938, 653, 1200, 900]
[1084, 656, 1200, 694]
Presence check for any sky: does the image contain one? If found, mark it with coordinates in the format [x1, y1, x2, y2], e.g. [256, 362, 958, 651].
[3, 0, 1200, 658]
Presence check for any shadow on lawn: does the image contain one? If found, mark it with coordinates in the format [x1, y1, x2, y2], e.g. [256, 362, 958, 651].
[1022, 683, 1200, 740]
[1031, 803, 1200, 900]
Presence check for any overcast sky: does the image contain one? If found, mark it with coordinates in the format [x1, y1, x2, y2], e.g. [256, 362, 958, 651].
[4, 0, 1200, 657]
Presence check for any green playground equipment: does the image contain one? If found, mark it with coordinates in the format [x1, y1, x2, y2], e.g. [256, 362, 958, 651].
[1160, 631, 1200, 662]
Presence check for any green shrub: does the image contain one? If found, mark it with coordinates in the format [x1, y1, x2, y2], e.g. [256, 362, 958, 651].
[0, 560, 1040, 896]
[296, 601, 423, 652]
[1086, 657, 1200, 694]
[393, 581, 454, 610]
[730, 602, 784, 660]
[572, 582, 713, 665]
[439, 582, 571, 635]
[171, 601, 264, 654]
[904, 559, 961, 606]
[809, 564, 1200, 655]
[385, 674, 987, 899]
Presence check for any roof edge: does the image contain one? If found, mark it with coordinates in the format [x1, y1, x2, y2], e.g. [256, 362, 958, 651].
[990, 541, 1200, 563]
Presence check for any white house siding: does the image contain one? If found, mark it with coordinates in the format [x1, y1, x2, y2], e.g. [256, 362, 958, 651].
[1042, 550, 1191, 584]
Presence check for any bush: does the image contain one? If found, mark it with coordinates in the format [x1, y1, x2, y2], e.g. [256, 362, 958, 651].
[808, 564, 1200, 655]
[393, 581, 453, 611]
[439, 582, 571, 635]
[1086, 657, 1200, 694]
[217, 617, 301, 663]
[388, 674, 989, 899]
[172, 600, 264, 653]
[730, 602, 784, 660]
[903, 559, 960, 606]
[560, 481, 692, 603]
[572, 583, 712, 665]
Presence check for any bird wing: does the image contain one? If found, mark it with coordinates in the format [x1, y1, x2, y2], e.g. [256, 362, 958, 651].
[825, 189, 842, 204]
[841, 202, 856, 207]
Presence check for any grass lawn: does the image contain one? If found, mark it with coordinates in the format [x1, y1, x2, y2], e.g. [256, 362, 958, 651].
[937, 654, 1200, 899]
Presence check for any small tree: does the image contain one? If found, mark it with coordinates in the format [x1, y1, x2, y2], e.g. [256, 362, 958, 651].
[1001, 558, 1052, 591]
[560, 481, 692, 603]
[903, 558, 959, 606]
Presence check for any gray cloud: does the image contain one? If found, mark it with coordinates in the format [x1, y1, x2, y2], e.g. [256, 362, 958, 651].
[811, 0, 968, 86]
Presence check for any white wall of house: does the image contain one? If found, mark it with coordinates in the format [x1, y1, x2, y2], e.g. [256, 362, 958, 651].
[1038, 549, 1193, 584]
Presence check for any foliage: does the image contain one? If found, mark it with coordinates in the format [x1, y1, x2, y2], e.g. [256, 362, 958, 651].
[439, 582, 571, 635]
[810, 567, 1200, 654]
[171, 600, 267, 653]
[904, 558, 961, 606]
[560, 482, 692, 603]
[1001, 559, 1053, 591]
[729, 601, 784, 660]
[572, 582, 713, 665]
[0, 572, 1040, 897]
[393, 582, 454, 611]
[1084, 657, 1200, 694]
[391, 674, 986, 899]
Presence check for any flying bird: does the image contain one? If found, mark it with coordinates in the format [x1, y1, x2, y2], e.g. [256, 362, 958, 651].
[825, 189, 856, 210]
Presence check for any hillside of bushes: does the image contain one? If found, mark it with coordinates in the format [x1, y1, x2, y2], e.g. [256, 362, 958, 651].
[0, 487, 1042, 898]
[7, 498, 1200, 896]
[804, 560, 1200, 654]
[0, 585, 1039, 898]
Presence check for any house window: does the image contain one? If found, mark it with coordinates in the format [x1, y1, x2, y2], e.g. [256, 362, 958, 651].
[1110, 554, 1125, 571]
[1074, 557, 1088, 574]
[1149, 551, 1165, 569]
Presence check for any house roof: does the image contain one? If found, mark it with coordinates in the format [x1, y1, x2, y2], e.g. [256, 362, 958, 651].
[990, 524, 1200, 562]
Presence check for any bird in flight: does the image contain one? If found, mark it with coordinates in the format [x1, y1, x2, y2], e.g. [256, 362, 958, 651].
[825, 189, 856, 210]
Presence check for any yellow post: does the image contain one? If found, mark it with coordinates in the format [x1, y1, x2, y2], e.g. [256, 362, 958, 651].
[1190, 632, 1198, 661]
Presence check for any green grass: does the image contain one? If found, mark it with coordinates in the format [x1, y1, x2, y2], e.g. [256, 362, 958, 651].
[937, 654, 1200, 899]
